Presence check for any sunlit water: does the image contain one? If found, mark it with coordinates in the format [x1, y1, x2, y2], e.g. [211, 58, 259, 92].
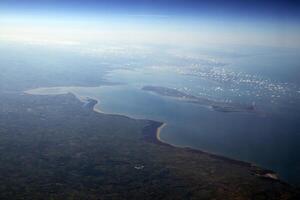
[26, 47, 300, 185]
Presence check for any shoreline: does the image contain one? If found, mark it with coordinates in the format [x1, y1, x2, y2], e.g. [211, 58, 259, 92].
[24, 90, 284, 184]
[145, 120, 282, 183]
[156, 122, 166, 142]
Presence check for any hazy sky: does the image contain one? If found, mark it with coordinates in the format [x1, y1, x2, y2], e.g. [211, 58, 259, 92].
[1, 0, 300, 47]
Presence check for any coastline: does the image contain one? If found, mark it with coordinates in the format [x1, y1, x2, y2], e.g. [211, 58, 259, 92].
[145, 120, 282, 183]
[156, 122, 166, 142]
[25, 90, 283, 184]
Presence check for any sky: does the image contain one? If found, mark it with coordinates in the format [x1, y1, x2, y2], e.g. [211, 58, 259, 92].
[1, 0, 300, 47]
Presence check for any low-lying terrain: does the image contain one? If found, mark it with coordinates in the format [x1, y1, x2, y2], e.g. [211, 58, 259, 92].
[0, 92, 298, 199]
[142, 85, 256, 113]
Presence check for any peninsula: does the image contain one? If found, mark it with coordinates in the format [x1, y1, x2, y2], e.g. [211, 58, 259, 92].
[142, 85, 256, 113]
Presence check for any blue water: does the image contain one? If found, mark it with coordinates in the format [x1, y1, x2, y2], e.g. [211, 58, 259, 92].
[26, 45, 300, 185]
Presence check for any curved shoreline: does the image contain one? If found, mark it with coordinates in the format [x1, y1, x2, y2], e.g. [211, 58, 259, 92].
[156, 122, 166, 142]
[144, 118, 282, 183]
[25, 91, 283, 183]
[152, 121, 255, 166]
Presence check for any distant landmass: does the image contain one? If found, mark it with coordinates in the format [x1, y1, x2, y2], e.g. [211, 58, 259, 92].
[142, 85, 256, 113]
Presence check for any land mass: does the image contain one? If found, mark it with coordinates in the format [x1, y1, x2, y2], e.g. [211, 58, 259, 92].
[142, 85, 256, 113]
[0, 92, 298, 199]
[1, 41, 299, 199]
